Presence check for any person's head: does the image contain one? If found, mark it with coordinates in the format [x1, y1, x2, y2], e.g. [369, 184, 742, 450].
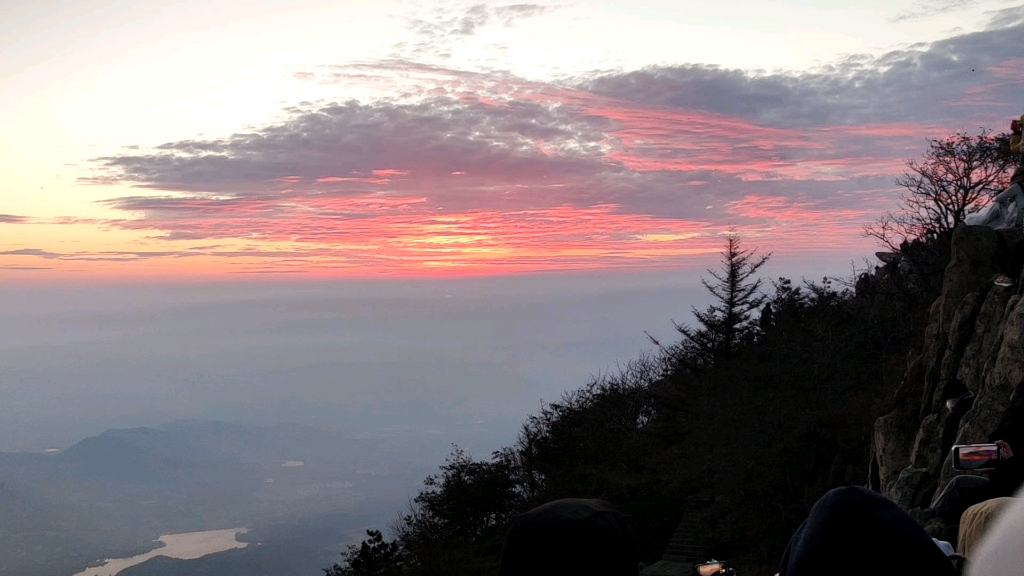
[1007, 165, 1024, 184]
[943, 380, 970, 410]
[498, 498, 638, 576]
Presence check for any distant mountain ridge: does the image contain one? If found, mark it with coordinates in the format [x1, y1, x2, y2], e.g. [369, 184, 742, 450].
[0, 419, 448, 576]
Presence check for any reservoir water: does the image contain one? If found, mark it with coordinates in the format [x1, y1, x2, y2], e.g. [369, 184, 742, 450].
[71, 527, 249, 576]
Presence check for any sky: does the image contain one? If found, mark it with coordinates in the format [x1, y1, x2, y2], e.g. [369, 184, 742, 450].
[2, 0, 1022, 280]
[0, 0, 1023, 449]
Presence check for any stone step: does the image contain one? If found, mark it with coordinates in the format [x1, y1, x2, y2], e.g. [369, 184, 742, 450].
[661, 510, 707, 564]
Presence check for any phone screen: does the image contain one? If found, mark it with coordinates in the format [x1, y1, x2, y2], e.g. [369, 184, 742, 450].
[697, 564, 724, 576]
[953, 444, 1000, 470]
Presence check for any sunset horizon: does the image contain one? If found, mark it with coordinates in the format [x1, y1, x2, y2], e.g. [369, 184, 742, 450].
[5, 0, 1022, 281]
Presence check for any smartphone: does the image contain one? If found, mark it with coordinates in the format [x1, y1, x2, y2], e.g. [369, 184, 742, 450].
[952, 444, 1000, 470]
[695, 561, 735, 576]
[696, 563, 725, 576]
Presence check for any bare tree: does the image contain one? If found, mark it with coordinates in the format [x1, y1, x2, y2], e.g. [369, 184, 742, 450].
[676, 235, 771, 364]
[866, 130, 1015, 251]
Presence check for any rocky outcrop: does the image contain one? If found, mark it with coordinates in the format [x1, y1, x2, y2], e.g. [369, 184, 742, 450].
[873, 408, 919, 494]
[890, 467, 934, 510]
[922, 226, 1003, 416]
[870, 225, 1024, 531]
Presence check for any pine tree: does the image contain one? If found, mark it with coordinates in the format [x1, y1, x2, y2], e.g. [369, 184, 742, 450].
[676, 235, 771, 364]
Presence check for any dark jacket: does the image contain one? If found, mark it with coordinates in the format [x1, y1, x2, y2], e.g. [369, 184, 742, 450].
[986, 381, 1024, 495]
[498, 499, 638, 576]
[779, 487, 956, 576]
[941, 392, 975, 460]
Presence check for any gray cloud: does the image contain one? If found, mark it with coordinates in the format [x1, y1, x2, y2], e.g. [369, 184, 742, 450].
[401, 4, 551, 59]
[409, 4, 550, 37]
[91, 97, 612, 193]
[0, 248, 196, 262]
[982, 4, 1024, 29]
[101, 12, 1024, 193]
[892, 0, 982, 22]
[583, 18, 1024, 126]
[75, 17, 1024, 254]
[0, 214, 27, 224]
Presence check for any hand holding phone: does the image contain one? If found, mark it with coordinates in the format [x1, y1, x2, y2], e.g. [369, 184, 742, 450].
[995, 440, 1014, 460]
[952, 444, 1001, 470]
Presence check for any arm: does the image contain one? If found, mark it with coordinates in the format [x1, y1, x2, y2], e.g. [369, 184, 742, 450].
[990, 441, 1024, 496]
[991, 184, 1021, 204]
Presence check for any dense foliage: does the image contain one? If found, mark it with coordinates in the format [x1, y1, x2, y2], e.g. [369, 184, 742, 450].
[325, 266, 934, 576]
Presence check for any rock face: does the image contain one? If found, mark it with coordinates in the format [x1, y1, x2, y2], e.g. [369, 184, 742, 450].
[870, 225, 1024, 523]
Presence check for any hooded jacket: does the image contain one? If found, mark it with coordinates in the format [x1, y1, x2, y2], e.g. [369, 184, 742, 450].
[498, 498, 638, 576]
[779, 487, 956, 576]
[982, 379, 1024, 496]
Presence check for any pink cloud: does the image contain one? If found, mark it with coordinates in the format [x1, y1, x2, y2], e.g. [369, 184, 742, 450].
[79, 52, 1017, 276]
[986, 58, 1024, 79]
[371, 169, 410, 177]
[316, 176, 391, 184]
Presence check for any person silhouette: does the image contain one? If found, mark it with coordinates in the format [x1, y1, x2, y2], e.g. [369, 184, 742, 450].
[498, 498, 639, 576]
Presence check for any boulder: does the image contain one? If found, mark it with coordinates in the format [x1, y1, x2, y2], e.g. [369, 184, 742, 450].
[923, 519, 960, 547]
[936, 291, 986, 405]
[874, 409, 918, 493]
[909, 413, 943, 474]
[991, 295, 1024, 392]
[920, 311, 948, 420]
[890, 467, 936, 511]
[909, 506, 937, 526]
[956, 295, 1024, 448]
[921, 226, 1002, 414]
[938, 226, 1002, 330]
[957, 286, 1015, 392]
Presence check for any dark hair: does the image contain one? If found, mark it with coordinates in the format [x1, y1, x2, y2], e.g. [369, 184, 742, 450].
[498, 498, 638, 576]
[941, 379, 969, 400]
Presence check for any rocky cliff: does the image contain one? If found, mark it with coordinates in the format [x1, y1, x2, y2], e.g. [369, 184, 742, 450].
[870, 225, 1024, 539]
